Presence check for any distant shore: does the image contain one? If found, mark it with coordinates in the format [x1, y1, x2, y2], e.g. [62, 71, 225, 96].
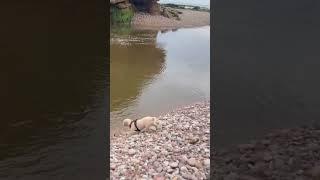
[131, 9, 210, 30]
[110, 101, 210, 179]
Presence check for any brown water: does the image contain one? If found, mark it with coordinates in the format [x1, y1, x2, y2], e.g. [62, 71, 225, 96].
[110, 25, 210, 134]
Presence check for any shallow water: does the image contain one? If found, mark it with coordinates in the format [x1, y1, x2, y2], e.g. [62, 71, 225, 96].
[110, 25, 210, 134]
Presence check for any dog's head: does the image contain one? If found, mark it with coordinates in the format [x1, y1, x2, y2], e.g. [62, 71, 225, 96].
[123, 119, 132, 127]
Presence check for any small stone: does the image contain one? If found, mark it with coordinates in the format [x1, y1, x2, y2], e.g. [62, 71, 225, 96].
[167, 167, 174, 173]
[170, 162, 179, 168]
[181, 172, 196, 180]
[142, 175, 148, 179]
[153, 175, 165, 180]
[156, 167, 163, 173]
[189, 137, 199, 144]
[172, 176, 179, 180]
[132, 158, 139, 164]
[164, 161, 169, 166]
[203, 159, 210, 168]
[190, 166, 199, 174]
[180, 166, 188, 172]
[187, 158, 196, 166]
[195, 161, 202, 169]
[128, 149, 136, 155]
[110, 163, 116, 170]
[179, 155, 188, 163]
[118, 165, 127, 175]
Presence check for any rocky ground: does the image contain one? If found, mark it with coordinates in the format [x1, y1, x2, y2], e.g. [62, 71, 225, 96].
[213, 127, 320, 180]
[110, 101, 210, 180]
[131, 9, 210, 30]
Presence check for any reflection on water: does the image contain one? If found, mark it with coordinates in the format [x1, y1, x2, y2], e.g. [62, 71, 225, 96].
[111, 26, 210, 134]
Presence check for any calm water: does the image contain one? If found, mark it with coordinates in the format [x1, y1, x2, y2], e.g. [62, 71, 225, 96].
[110, 26, 210, 134]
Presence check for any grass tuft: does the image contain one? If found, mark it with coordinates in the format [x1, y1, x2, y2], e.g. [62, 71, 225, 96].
[111, 6, 134, 24]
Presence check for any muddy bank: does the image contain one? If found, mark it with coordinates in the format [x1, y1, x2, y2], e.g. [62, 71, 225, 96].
[131, 9, 210, 30]
[110, 101, 210, 179]
[213, 126, 320, 180]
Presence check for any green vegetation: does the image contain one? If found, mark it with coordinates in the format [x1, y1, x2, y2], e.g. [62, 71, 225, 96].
[110, 6, 134, 24]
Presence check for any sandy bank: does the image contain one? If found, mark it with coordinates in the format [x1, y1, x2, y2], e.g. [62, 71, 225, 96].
[131, 9, 210, 30]
[110, 101, 210, 179]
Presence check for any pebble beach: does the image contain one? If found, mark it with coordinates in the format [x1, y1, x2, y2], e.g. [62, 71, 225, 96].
[110, 101, 210, 180]
[131, 9, 210, 30]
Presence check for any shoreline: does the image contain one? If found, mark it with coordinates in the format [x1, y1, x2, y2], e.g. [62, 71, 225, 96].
[110, 101, 210, 179]
[131, 9, 210, 30]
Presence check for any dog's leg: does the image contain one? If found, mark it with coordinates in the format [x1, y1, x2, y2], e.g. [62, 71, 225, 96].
[153, 118, 161, 129]
[149, 126, 157, 131]
[150, 119, 159, 130]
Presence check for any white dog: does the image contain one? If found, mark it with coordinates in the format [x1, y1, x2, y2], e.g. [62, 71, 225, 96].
[123, 116, 159, 133]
